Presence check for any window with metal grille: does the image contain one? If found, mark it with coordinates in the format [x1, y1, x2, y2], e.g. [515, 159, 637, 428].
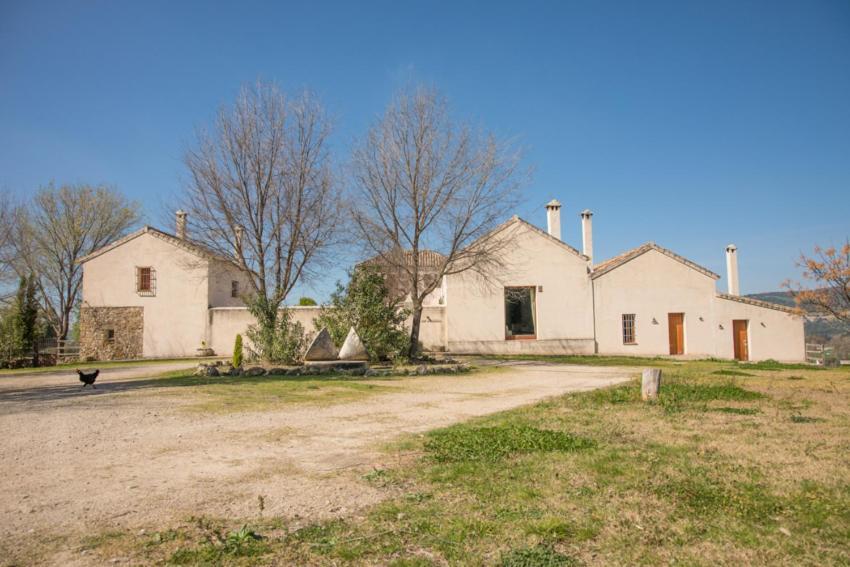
[136, 266, 156, 296]
[622, 314, 636, 344]
[104, 329, 115, 344]
[231, 280, 239, 298]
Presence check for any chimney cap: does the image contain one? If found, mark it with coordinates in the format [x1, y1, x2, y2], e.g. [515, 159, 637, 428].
[545, 199, 562, 209]
[726, 244, 737, 252]
[581, 209, 593, 217]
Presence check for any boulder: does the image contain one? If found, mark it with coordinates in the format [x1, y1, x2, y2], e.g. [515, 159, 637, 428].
[303, 328, 338, 361]
[194, 364, 219, 377]
[338, 327, 369, 361]
[266, 367, 288, 376]
[243, 366, 267, 377]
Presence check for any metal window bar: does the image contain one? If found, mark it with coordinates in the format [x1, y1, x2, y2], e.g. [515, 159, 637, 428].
[136, 266, 157, 296]
[622, 314, 636, 344]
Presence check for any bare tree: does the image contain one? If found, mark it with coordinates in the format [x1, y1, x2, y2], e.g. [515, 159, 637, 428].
[13, 184, 140, 339]
[0, 190, 17, 293]
[181, 81, 339, 334]
[785, 239, 850, 326]
[351, 86, 529, 357]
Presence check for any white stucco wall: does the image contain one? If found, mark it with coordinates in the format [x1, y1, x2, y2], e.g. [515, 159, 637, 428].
[713, 296, 805, 362]
[592, 249, 719, 357]
[208, 260, 254, 308]
[208, 306, 322, 356]
[82, 232, 211, 358]
[444, 222, 595, 354]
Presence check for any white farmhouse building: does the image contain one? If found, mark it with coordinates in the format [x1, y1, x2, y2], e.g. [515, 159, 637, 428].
[79, 202, 805, 362]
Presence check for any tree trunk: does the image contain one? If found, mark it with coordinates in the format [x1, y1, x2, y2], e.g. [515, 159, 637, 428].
[408, 304, 423, 359]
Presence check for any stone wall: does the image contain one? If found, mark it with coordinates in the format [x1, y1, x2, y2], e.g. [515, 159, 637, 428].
[80, 306, 144, 360]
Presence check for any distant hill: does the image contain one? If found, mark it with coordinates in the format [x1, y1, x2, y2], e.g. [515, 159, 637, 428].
[747, 291, 848, 352]
[746, 291, 796, 309]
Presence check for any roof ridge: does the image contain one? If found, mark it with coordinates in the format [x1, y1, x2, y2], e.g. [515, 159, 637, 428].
[78, 224, 234, 265]
[592, 242, 720, 280]
[717, 292, 798, 314]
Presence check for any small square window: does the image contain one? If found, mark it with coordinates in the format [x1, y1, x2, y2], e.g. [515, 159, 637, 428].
[231, 280, 239, 298]
[622, 314, 636, 345]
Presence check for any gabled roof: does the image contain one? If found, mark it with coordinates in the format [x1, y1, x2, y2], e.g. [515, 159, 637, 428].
[488, 215, 588, 260]
[716, 292, 798, 314]
[78, 225, 233, 265]
[591, 242, 720, 280]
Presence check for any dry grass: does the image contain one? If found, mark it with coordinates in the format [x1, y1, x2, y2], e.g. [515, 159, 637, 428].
[40, 360, 850, 566]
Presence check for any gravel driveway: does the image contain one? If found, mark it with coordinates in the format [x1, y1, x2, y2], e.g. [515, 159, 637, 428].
[0, 361, 631, 564]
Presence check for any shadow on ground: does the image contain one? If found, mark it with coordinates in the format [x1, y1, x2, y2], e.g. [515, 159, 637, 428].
[0, 372, 403, 406]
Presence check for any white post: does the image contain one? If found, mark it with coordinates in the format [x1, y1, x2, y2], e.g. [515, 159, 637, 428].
[641, 368, 662, 401]
[725, 244, 739, 296]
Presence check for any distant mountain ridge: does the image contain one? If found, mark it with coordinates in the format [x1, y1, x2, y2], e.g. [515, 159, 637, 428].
[745, 291, 796, 309]
[747, 291, 848, 344]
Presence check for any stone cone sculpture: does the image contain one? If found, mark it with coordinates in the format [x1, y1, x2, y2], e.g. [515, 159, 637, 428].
[304, 328, 338, 361]
[338, 327, 368, 361]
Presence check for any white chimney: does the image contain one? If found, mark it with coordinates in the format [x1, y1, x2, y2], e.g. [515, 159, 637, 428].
[175, 210, 187, 239]
[545, 199, 562, 240]
[581, 209, 593, 266]
[234, 226, 244, 256]
[725, 244, 740, 296]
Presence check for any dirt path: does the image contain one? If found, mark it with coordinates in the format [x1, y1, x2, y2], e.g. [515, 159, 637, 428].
[0, 362, 631, 562]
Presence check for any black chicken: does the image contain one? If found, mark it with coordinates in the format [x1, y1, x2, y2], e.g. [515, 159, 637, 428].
[77, 369, 100, 389]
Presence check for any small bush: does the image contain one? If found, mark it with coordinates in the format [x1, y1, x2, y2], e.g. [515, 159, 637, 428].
[316, 265, 410, 361]
[425, 424, 595, 463]
[499, 544, 580, 566]
[232, 334, 243, 367]
[246, 300, 307, 364]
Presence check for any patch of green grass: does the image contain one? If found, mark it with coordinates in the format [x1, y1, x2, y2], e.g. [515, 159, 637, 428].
[712, 406, 760, 415]
[712, 369, 755, 377]
[790, 414, 825, 424]
[659, 381, 764, 413]
[424, 423, 595, 463]
[740, 359, 826, 371]
[483, 354, 683, 367]
[168, 525, 268, 564]
[498, 544, 580, 566]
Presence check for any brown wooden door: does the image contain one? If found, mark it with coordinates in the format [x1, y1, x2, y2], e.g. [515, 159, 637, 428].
[733, 320, 749, 361]
[668, 313, 684, 355]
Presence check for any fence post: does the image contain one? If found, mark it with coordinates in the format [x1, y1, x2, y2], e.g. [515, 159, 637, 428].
[642, 368, 662, 401]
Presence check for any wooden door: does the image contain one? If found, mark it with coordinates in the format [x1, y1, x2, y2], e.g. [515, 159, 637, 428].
[733, 320, 749, 361]
[668, 313, 684, 355]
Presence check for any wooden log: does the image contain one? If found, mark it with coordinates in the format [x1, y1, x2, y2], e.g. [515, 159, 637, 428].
[641, 368, 662, 401]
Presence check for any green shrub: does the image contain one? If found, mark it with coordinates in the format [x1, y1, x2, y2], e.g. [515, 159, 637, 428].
[246, 298, 307, 364]
[498, 544, 580, 566]
[232, 334, 243, 367]
[425, 424, 595, 463]
[298, 296, 317, 306]
[316, 265, 409, 362]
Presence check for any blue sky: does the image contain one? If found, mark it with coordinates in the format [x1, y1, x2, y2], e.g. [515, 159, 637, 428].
[1, 0, 848, 299]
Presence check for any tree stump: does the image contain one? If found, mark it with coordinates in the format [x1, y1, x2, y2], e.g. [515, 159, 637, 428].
[641, 368, 662, 401]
